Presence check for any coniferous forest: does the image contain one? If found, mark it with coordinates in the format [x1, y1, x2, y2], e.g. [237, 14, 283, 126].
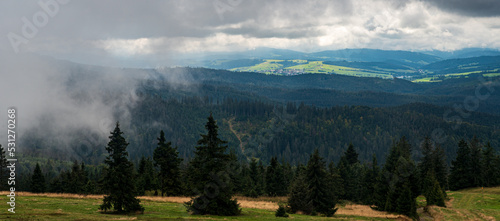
[5, 110, 499, 218]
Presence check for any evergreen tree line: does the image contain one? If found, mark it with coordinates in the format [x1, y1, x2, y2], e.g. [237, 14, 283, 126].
[21, 120, 500, 217]
[449, 137, 500, 190]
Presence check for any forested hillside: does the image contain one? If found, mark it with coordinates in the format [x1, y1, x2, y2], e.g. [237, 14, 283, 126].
[6, 60, 500, 219]
[15, 64, 500, 166]
[20, 88, 500, 166]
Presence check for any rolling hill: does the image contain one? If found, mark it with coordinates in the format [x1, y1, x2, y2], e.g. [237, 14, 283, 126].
[186, 48, 500, 83]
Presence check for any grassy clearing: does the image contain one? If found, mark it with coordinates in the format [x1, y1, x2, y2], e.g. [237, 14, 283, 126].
[427, 187, 500, 221]
[412, 77, 442, 83]
[444, 71, 482, 77]
[231, 60, 283, 74]
[0, 192, 403, 221]
[285, 61, 393, 79]
[232, 60, 394, 78]
[484, 73, 500, 77]
[413, 69, 500, 83]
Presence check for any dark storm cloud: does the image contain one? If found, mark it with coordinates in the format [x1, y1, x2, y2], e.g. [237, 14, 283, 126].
[0, 0, 352, 54]
[423, 0, 500, 17]
[1, 0, 499, 59]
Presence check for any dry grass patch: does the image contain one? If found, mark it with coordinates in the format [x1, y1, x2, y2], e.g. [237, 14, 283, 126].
[139, 196, 281, 211]
[237, 199, 278, 211]
[337, 204, 410, 220]
[235, 196, 287, 203]
[138, 196, 190, 204]
[2, 191, 105, 199]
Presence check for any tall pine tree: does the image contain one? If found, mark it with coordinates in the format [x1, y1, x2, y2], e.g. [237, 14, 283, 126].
[153, 130, 183, 196]
[482, 142, 499, 187]
[423, 172, 445, 207]
[362, 154, 380, 205]
[469, 136, 483, 187]
[344, 143, 359, 165]
[265, 157, 287, 196]
[338, 143, 363, 202]
[432, 145, 448, 195]
[449, 139, 472, 190]
[376, 137, 418, 218]
[418, 137, 447, 202]
[31, 163, 46, 193]
[137, 156, 158, 196]
[185, 113, 240, 216]
[100, 122, 143, 213]
[305, 149, 338, 216]
[243, 158, 264, 197]
[288, 171, 313, 214]
[0, 145, 8, 191]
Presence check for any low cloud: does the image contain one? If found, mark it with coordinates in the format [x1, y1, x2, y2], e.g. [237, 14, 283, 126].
[0, 53, 195, 161]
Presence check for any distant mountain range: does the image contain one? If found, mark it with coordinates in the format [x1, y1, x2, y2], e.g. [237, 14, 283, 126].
[176, 47, 500, 82]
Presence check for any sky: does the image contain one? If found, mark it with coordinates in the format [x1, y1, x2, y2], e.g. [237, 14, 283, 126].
[1, 0, 500, 67]
[0, 0, 499, 158]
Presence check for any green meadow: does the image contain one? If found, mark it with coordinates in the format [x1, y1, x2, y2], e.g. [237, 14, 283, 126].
[3, 187, 500, 220]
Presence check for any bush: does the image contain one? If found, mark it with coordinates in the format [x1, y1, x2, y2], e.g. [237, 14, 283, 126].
[275, 205, 289, 218]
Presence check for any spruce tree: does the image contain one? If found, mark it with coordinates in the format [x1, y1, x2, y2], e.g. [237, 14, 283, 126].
[328, 161, 344, 201]
[418, 138, 448, 198]
[266, 157, 287, 196]
[153, 130, 183, 196]
[288, 172, 313, 214]
[375, 141, 400, 211]
[185, 113, 240, 216]
[377, 137, 419, 219]
[281, 160, 294, 191]
[362, 154, 379, 205]
[432, 145, 448, 195]
[392, 156, 418, 217]
[469, 136, 483, 187]
[228, 151, 244, 194]
[65, 161, 88, 194]
[275, 204, 289, 217]
[137, 156, 158, 195]
[31, 163, 46, 193]
[243, 158, 264, 197]
[424, 172, 445, 207]
[0, 145, 8, 191]
[100, 122, 143, 213]
[344, 143, 359, 165]
[257, 161, 267, 194]
[395, 183, 416, 217]
[338, 143, 363, 202]
[306, 149, 338, 216]
[482, 142, 499, 187]
[418, 137, 434, 194]
[449, 139, 472, 190]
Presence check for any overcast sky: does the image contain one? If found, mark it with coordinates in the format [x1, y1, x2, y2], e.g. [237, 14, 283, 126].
[1, 0, 500, 67]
